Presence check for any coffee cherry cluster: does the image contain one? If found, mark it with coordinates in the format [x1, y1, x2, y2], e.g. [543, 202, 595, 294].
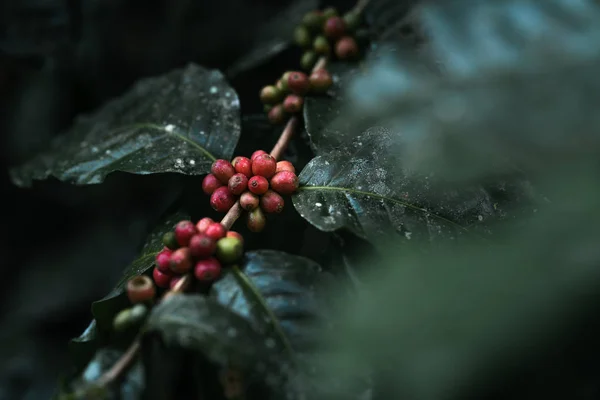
[260, 69, 333, 124]
[154, 218, 244, 289]
[202, 151, 299, 232]
[294, 7, 367, 69]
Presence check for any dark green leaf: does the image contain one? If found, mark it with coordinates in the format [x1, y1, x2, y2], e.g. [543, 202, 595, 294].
[293, 128, 513, 247]
[91, 211, 189, 331]
[69, 320, 101, 371]
[225, 0, 318, 78]
[10, 64, 240, 187]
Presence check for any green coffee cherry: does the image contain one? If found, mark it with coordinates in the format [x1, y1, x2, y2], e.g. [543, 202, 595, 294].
[294, 26, 312, 48]
[279, 72, 292, 92]
[162, 231, 179, 250]
[302, 11, 325, 32]
[323, 7, 338, 19]
[300, 51, 318, 71]
[313, 35, 331, 56]
[113, 304, 148, 332]
[215, 237, 244, 263]
[260, 85, 282, 104]
[343, 12, 362, 32]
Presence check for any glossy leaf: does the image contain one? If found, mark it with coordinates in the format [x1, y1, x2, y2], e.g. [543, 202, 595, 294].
[68, 320, 100, 371]
[225, 0, 318, 77]
[10, 64, 240, 187]
[91, 211, 188, 331]
[293, 128, 512, 246]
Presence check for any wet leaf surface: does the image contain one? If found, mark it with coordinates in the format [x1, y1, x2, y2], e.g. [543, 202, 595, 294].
[91, 211, 188, 331]
[10, 64, 240, 187]
[68, 320, 101, 371]
[293, 128, 517, 247]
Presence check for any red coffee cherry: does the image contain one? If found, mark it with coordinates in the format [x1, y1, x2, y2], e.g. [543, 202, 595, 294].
[170, 247, 193, 274]
[260, 190, 285, 213]
[287, 71, 310, 95]
[251, 150, 267, 161]
[251, 154, 277, 179]
[155, 248, 173, 273]
[240, 191, 260, 211]
[270, 171, 299, 195]
[248, 175, 269, 195]
[324, 16, 346, 39]
[210, 186, 236, 212]
[189, 234, 217, 258]
[194, 257, 222, 282]
[195, 217, 214, 233]
[268, 104, 286, 125]
[228, 173, 249, 196]
[232, 156, 253, 178]
[153, 267, 173, 288]
[174, 220, 197, 246]
[211, 159, 236, 184]
[202, 173, 222, 195]
[276, 161, 295, 173]
[283, 94, 304, 114]
[335, 36, 359, 60]
[126, 275, 156, 304]
[205, 222, 227, 240]
[309, 68, 333, 94]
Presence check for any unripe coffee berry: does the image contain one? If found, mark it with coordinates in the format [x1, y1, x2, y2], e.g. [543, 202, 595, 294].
[268, 104, 286, 125]
[202, 173, 222, 195]
[211, 159, 236, 184]
[276, 160, 296, 173]
[196, 217, 214, 233]
[205, 222, 227, 240]
[313, 35, 331, 56]
[215, 237, 244, 264]
[252, 154, 277, 178]
[260, 190, 285, 213]
[232, 156, 253, 178]
[226, 231, 244, 245]
[280, 72, 292, 92]
[156, 248, 173, 272]
[283, 94, 304, 114]
[270, 171, 299, 195]
[300, 51, 318, 71]
[126, 275, 156, 304]
[113, 304, 147, 332]
[309, 69, 333, 94]
[153, 267, 172, 288]
[162, 231, 179, 250]
[335, 36, 359, 60]
[287, 71, 310, 95]
[248, 175, 269, 195]
[259, 85, 282, 104]
[276, 79, 288, 94]
[302, 10, 325, 32]
[294, 26, 312, 48]
[247, 207, 266, 232]
[175, 220, 197, 246]
[343, 11, 362, 31]
[251, 150, 267, 161]
[170, 247, 193, 274]
[189, 234, 216, 258]
[228, 173, 249, 196]
[194, 258, 222, 282]
[324, 16, 346, 39]
[240, 191, 260, 211]
[210, 186, 236, 212]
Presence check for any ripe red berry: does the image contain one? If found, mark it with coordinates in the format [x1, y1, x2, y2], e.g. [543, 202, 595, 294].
[276, 160, 296, 173]
[268, 104, 286, 125]
[226, 231, 244, 245]
[155, 248, 173, 272]
[283, 94, 304, 114]
[196, 217, 214, 233]
[211, 159, 236, 184]
[287, 71, 310, 95]
[228, 173, 249, 196]
[202, 173, 222, 195]
[248, 175, 269, 195]
[174, 220, 197, 246]
[251, 150, 267, 161]
[189, 234, 217, 258]
[153, 267, 172, 288]
[252, 154, 277, 178]
[194, 257, 222, 282]
[335, 36, 359, 60]
[170, 247, 193, 274]
[169, 275, 183, 290]
[205, 222, 227, 240]
[240, 191, 260, 211]
[324, 16, 346, 39]
[232, 156, 253, 178]
[260, 190, 285, 213]
[270, 171, 299, 195]
[246, 207, 266, 232]
[126, 275, 156, 304]
[210, 186, 236, 212]
[309, 69, 333, 94]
